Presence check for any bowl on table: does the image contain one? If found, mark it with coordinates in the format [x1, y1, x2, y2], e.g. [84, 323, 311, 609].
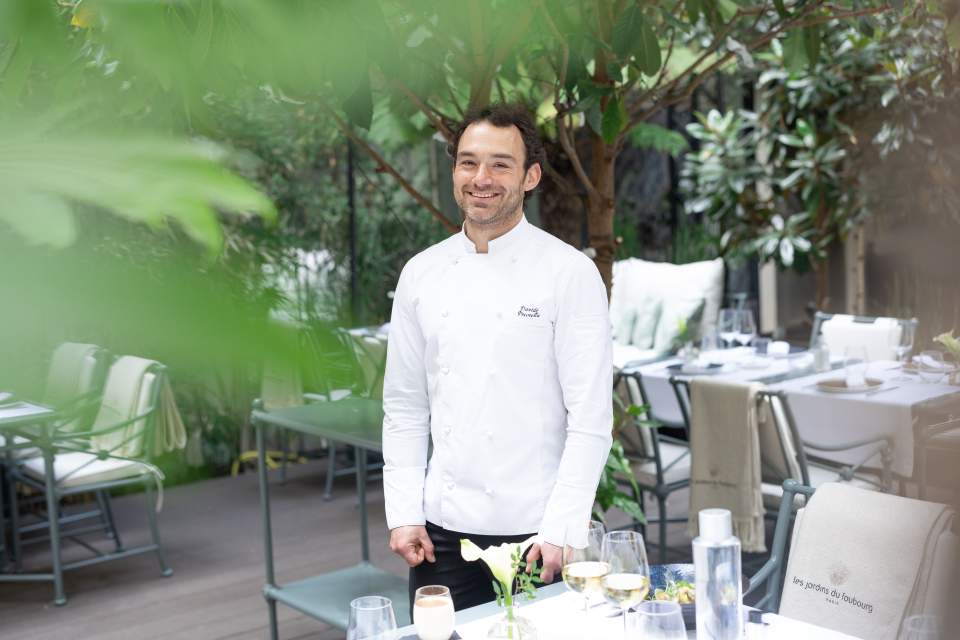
[647, 563, 750, 630]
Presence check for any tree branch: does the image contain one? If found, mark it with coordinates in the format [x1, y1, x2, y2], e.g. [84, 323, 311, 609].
[320, 101, 459, 233]
[629, 3, 891, 125]
[382, 72, 456, 141]
[537, 0, 601, 201]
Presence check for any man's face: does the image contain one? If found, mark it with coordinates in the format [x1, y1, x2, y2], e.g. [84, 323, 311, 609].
[452, 121, 541, 227]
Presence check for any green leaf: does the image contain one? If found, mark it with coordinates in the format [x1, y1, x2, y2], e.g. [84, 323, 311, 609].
[586, 103, 603, 137]
[773, 0, 788, 19]
[716, 0, 739, 23]
[343, 73, 374, 131]
[803, 26, 821, 67]
[685, 0, 701, 22]
[0, 191, 76, 248]
[636, 14, 662, 76]
[630, 121, 688, 156]
[612, 4, 645, 59]
[947, 17, 960, 50]
[782, 30, 807, 72]
[601, 96, 627, 144]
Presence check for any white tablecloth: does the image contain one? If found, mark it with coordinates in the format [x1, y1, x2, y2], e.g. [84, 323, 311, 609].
[452, 590, 863, 639]
[624, 348, 822, 427]
[770, 361, 960, 476]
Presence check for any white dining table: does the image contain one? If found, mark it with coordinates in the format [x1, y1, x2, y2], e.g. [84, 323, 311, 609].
[395, 582, 864, 639]
[769, 361, 960, 477]
[622, 347, 834, 427]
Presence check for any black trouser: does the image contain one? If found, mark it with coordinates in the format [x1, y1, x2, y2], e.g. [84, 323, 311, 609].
[409, 521, 552, 619]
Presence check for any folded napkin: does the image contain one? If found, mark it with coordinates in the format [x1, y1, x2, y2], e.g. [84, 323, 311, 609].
[154, 378, 187, 454]
[779, 482, 956, 640]
[768, 341, 791, 356]
[93, 356, 155, 456]
[687, 378, 766, 552]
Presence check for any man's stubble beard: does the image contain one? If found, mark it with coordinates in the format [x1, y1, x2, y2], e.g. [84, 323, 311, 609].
[456, 184, 525, 230]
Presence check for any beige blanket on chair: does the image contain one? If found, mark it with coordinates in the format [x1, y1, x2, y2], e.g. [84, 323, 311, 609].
[687, 377, 766, 552]
[780, 482, 956, 640]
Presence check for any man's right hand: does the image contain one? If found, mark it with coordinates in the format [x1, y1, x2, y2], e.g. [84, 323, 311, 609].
[389, 525, 436, 567]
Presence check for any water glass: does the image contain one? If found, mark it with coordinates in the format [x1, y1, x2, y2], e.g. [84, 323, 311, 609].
[718, 309, 738, 349]
[918, 350, 947, 384]
[628, 601, 687, 639]
[413, 586, 455, 640]
[347, 596, 398, 640]
[902, 614, 941, 640]
[736, 309, 756, 347]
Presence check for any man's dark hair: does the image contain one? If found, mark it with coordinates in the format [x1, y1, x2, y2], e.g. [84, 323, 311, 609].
[447, 103, 546, 172]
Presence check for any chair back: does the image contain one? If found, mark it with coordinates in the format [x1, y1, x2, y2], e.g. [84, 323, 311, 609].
[778, 483, 955, 640]
[90, 356, 164, 459]
[43, 342, 110, 433]
[345, 329, 387, 399]
[43, 342, 109, 405]
[756, 391, 809, 487]
[809, 311, 915, 362]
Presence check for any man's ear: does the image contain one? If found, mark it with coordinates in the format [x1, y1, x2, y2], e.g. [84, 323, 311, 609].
[523, 162, 542, 192]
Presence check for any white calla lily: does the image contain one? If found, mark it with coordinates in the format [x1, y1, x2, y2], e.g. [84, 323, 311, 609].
[460, 535, 540, 587]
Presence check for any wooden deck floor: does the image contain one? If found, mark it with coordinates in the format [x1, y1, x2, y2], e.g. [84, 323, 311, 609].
[0, 460, 694, 639]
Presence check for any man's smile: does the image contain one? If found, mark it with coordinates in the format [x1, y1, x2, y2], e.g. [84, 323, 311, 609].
[467, 191, 500, 199]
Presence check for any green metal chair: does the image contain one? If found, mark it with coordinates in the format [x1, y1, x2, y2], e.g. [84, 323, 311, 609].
[614, 368, 691, 564]
[8, 356, 173, 605]
[2, 343, 112, 568]
[744, 479, 815, 611]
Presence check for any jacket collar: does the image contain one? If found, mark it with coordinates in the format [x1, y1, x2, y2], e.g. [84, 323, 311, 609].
[458, 214, 531, 256]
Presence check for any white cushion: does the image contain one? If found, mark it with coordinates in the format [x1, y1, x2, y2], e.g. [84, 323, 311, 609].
[23, 451, 147, 488]
[630, 442, 691, 487]
[628, 298, 663, 349]
[610, 257, 724, 342]
[652, 297, 705, 353]
[0, 435, 40, 459]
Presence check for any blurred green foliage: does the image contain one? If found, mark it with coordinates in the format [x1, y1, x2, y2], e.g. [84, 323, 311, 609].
[679, 3, 960, 306]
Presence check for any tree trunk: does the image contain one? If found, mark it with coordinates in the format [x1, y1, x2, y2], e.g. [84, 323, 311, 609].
[812, 254, 830, 311]
[537, 141, 586, 249]
[588, 133, 617, 298]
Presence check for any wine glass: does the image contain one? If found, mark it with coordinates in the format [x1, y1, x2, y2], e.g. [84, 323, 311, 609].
[902, 614, 941, 640]
[717, 309, 738, 349]
[601, 530, 650, 638]
[562, 520, 607, 619]
[894, 322, 915, 365]
[735, 309, 756, 348]
[918, 350, 947, 384]
[628, 601, 687, 639]
[413, 585, 455, 640]
[347, 596, 398, 640]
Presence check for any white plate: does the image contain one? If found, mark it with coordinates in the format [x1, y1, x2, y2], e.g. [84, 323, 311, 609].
[816, 377, 884, 394]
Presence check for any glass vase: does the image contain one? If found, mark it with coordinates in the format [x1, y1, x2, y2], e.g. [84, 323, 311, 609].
[486, 612, 537, 640]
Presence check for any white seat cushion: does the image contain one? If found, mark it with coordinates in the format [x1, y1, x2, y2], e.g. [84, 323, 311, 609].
[0, 434, 40, 459]
[762, 464, 877, 510]
[23, 451, 147, 488]
[630, 442, 691, 487]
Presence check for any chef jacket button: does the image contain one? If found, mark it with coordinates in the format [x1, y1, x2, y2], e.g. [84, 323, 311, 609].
[441, 310, 449, 318]
[442, 366, 451, 375]
[489, 369, 497, 377]
[484, 487, 494, 496]
[511, 257, 518, 264]
[446, 482, 455, 491]
[444, 426, 452, 436]
[486, 431, 493, 439]
[496, 311, 503, 320]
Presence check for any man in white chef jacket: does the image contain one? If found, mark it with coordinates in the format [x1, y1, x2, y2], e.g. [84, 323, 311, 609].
[382, 103, 613, 612]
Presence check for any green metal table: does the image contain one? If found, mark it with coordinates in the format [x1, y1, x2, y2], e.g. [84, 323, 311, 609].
[0, 400, 67, 603]
[250, 398, 409, 639]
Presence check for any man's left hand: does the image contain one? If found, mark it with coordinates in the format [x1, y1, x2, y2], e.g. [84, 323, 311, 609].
[525, 541, 562, 583]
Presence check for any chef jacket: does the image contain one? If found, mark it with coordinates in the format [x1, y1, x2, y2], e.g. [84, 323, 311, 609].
[382, 216, 613, 546]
